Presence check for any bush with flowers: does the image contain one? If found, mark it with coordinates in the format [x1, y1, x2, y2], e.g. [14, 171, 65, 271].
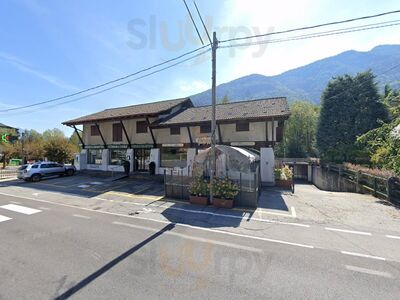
[188, 176, 209, 197]
[213, 177, 240, 200]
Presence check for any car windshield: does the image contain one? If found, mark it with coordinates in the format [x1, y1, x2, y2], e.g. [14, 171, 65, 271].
[18, 165, 28, 171]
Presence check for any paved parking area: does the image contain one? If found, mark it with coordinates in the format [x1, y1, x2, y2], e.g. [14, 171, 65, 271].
[262, 183, 400, 232]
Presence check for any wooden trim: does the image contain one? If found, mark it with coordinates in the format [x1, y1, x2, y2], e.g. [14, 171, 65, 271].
[120, 120, 131, 148]
[95, 123, 107, 148]
[187, 126, 193, 147]
[72, 125, 85, 149]
[217, 124, 223, 143]
[146, 117, 156, 147]
[265, 121, 269, 142]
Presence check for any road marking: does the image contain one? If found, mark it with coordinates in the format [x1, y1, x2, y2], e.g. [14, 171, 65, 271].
[32, 193, 39, 196]
[90, 182, 103, 185]
[0, 215, 12, 222]
[0, 204, 42, 215]
[73, 214, 91, 219]
[0, 191, 315, 250]
[325, 227, 371, 236]
[386, 235, 400, 240]
[78, 185, 90, 188]
[113, 221, 262, 253]
[345, 265, 393, 278]
[341, 251, 386, 261]
[38, 207, 50, 210]
[291, 206, 297, 218]
[10, 201, 21, 204]
[97, 195, 308, 227]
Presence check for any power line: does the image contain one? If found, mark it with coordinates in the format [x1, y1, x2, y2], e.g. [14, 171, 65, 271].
[193, 0, 212, 45]
[1, 49, 211, 116]
[0, 45, 209, 113]
[182, 0, 204, 45]
[219, 9, 400, 44]
[219, 21, 400, 49]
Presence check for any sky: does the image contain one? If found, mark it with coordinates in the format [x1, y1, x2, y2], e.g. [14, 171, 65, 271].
[0, 0, 399, 135]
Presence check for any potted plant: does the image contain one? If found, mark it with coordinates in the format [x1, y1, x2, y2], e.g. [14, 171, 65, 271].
[275, 165, 293, 189]
[212, 177, 240, 209]
[188, 176, 209, 205]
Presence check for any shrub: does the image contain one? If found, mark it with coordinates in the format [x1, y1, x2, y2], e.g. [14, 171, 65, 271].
[213, 177, 240, 200]
[188, 176, 209, 197]
[275, 166, 293, 180]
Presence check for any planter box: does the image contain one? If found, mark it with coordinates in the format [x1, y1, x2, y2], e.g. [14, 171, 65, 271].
[189, 195, 209, 205]
[275, 179, 293, 189]
[213, 197, 234, 209]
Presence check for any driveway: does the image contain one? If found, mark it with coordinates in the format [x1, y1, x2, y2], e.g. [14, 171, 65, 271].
[260, 183, 400, 232]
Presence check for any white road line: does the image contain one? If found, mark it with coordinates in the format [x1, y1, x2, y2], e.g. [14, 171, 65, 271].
[94, 196, 308, 227]
[0, 204, 42, 215]
[291, 206, 297, 218]
[113, 221, 262, 253]
[341, 251, 386, 261]
[90, 182, 103, 185]
[0, 215, 12, 222]
[78, 185, 90, 188]
[73, 214, 91, 219]
[10, 201, 21, 205]
[345, 265, 393, 278]
[325, 227, 371, 236]
[386, 235, 400, 240]
[38, 207, 50, 211]
[0, 191, 315, 249]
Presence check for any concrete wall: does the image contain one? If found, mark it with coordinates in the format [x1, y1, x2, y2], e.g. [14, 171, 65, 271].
[311, 165, 357, 193]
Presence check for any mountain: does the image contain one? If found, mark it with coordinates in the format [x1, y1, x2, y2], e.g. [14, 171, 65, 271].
[191, 44, 400, 105]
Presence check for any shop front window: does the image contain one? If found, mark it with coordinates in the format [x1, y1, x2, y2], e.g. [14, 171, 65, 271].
[160, 147, 187, 168]
[87, 149, 103, 165]
[110, 149, 127, 165]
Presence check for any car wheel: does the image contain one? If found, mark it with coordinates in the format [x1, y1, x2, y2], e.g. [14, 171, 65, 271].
[31, 174, 41, 182]
[66, 169, 74, 176]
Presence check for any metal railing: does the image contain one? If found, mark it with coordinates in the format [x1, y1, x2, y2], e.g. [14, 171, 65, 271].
[0, 169, 18, 180]
[317, 164, 400, 205]
[164, 166, 261, 208]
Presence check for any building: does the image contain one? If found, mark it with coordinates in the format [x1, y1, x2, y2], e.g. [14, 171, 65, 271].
[62, 96, 290, 180]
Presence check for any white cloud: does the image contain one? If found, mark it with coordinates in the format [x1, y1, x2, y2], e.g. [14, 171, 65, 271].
[176, 79, 209, 94]
[0, 51, 78, 91]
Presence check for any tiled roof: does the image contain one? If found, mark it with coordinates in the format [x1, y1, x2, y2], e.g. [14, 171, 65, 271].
[0, 123, 15, 129]
[154, 97, 290, 126]
[63, 97, 192, 125]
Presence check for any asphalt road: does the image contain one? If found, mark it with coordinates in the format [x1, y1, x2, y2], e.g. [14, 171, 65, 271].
[0, 192, 400, 299]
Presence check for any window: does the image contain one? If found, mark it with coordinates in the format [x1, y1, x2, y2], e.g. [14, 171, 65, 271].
[109, 149, 127, 165]
[200, 122, 211, 133]
[136, 121, 148, 133]
[31, 165, 39, 169]
[170, 126, 180, 135]
[276, 126, 283, 142]
[40, 164, 50, 169]
[112, 123, 123, 142]
[160, 147, 187, 168]
[87, 149, 103, 165]
[236, 121, 249, 132]
[91, 125, 100, 136]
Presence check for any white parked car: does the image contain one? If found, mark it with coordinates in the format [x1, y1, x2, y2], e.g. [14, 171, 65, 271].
[18, 162, 76, 182]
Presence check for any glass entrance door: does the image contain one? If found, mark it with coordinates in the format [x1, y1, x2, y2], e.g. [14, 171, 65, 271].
[134, 148, 151, 171]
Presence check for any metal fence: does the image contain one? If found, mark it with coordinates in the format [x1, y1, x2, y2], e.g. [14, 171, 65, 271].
[318, 164, 400, 205]
[0, 169, 18, 180]
[164, 167, 261, 208]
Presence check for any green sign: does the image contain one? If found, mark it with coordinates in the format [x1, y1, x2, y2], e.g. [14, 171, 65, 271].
[108, 144, 129, 149]
[85, 145, 105, 149]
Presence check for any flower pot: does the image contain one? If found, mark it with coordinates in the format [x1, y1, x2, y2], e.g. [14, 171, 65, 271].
[189, 195, 209, 205]
[275, 179, 293, 189]
[213, 197, 234, 209]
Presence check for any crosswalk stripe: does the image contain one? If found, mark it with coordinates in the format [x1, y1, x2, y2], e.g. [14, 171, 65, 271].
[0, 204, 42, 215]
[0, 215, 12, 222]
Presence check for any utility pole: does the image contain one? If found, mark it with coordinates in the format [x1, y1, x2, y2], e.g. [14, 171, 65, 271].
[210, 31, 218, 203]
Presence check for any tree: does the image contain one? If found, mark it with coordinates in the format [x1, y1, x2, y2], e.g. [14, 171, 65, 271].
[43, 128, 65, 140]
[316, 71, 388, 162]
[277, 101, 319, 157]
[43, 137, 76, 163]
[69, 131, 81, 149]
[219, 95, 230, 104]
